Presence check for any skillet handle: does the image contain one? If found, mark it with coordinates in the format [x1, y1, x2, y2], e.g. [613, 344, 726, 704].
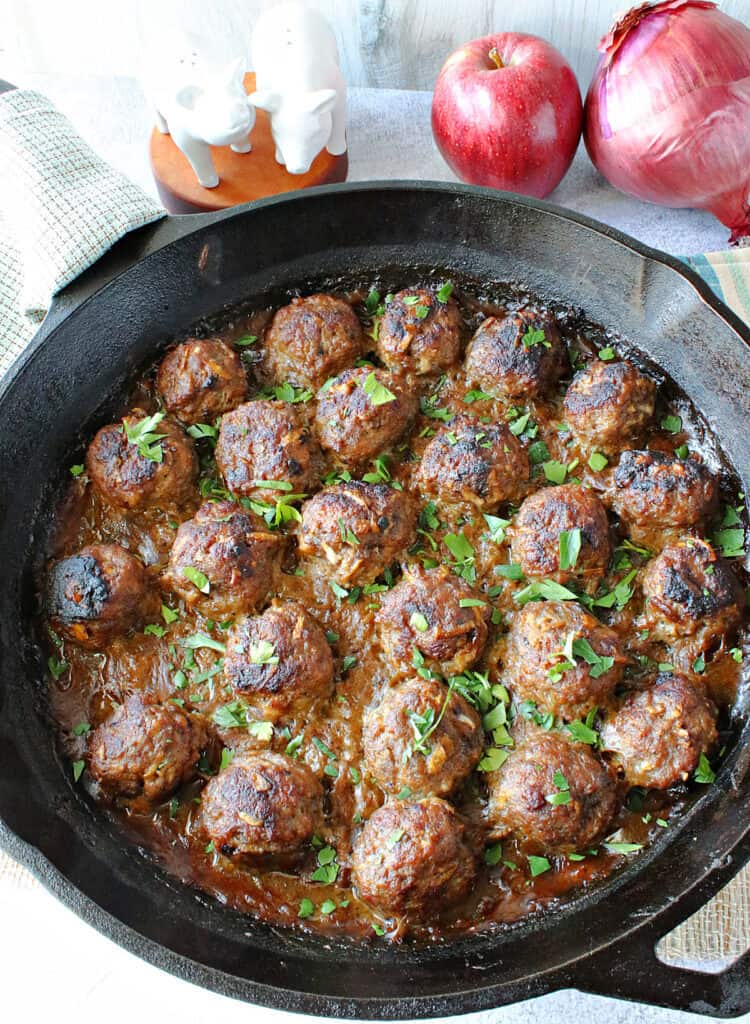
[572, 922, 750, 1017]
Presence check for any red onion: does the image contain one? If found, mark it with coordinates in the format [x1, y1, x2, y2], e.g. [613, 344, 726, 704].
[584, 1, 750, 245]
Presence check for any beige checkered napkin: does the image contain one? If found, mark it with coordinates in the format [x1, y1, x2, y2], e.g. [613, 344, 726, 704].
[0, 88, 164, 377]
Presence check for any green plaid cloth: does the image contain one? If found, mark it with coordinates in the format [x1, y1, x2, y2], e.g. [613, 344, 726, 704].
[686, 250, 750, 325]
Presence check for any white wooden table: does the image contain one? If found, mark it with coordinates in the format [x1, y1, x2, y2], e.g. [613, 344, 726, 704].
[0, 72, 748, 1024]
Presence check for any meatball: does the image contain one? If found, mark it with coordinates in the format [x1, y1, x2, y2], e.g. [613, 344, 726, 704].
[611, 450, 719, 537]
[47, 543, 157, 649]
[351, 798, 477, 920]
[487, 731, 620, 853]
[161, 500, 282, 617]
[416, 414, 529, 511]
[215, 400, 321, 501]
[376, 564, 489, 677]
[298, 481, 417, 585]
[155, 337, 248, 425]
[314, 366, 417, 469]
[363, 677, 483, 798]
[464, 309, 568, 399]
[641, 538, 744, 646]
[87, 694, 204, 802]
[224, 600, 334, 720]
[511, 484, 612, 588]
[86, 409, 198, 511]
[199, 751, 322, 858]
[564, 360, 656, 456]
[505, 601, 626, 720]
[262, 293, 365, 391]
[600, 676, 718, 789]
[376, 287, 462, 376]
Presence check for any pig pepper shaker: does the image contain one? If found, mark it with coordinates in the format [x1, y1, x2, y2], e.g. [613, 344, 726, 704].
[248, 3, 347, 175]
[148, 3, 348, 213]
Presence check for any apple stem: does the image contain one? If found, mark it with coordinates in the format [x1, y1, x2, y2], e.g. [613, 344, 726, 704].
[488, 47, 504, 69]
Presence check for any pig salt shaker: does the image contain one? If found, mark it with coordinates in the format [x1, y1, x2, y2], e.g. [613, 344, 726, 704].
[249, 3, 347, 175]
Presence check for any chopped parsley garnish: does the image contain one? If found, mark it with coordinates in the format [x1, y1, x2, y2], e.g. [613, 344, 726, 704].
[545, 768, 571, 806]
[182, 566, 210, 593]
[187, 421, 219, 441]
[312, 736, 337, 760]
[693, 653, 706, 674]
[364, 288, 381, 315]
[72, 759, 85, 782]
[72, 721, 90, 736]
[144, 623, 167, 638]
[459, 597, 485, 608]
[522, 328, 549, 349]
[298, 898, 315, 919]
[337, 517, 360, 546]
[410, 611, 429, 632]
[484, 514, 510, 544]
[220, 748, 234, 771]
[527, 440, 550, 465]
[565, 707, 600, 746]
[515, 579, 578, 605]
[161, 604, 179, 624]
[598, 347, 615, 361]
[436, 280, 454, 303]
[249, 640, 279, 665]
[48, 655, 68, 680]
[341, 654, 358, 672]
[661, 414, 682, 434]
[69, 463, 85, 478]
[123, 411, 167, 463]
[464, 389, 494, 404]
[713, 526, 745, 558]
[362, 454, 391, 484]
[268, 382, 313, 404]
[363, 371, 396, 406]
[407, 681, 455, 758]
[444, 531, 475, 582]
[386, 828, 405, 848]
[542, 460, 567, 484]
[484, 843, 503, 866]
[694, 753, 716, 784]
[602, 841, 643, 854]
[559, 528, 582, 572]
[181, 632, 226, 654]
[588, 452, 608, 472]
[528, 855, 551, 876]
[234, 334, 257, 347]
[311, 844, 340, 884]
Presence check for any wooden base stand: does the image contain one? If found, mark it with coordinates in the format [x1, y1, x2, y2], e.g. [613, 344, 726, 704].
[150, 73, 348, 214]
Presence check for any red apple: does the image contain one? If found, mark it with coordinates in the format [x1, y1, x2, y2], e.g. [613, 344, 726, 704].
[431, 33, 582, 198]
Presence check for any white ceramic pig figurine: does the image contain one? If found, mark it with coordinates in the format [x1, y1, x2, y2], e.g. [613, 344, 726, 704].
[151, 56, 255, 189]
[249, 3, 347, 175]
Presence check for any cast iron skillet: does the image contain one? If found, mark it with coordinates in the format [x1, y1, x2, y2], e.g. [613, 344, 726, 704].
[1, 182, 750, 1019]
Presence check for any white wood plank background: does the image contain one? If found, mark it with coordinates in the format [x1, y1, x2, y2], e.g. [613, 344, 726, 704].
[2, 0, 749, 93]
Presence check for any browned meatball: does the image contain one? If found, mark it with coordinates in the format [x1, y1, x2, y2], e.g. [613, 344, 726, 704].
[564, 360, 656, 456]
[298, 482, 417, 585]
[214, 400, 321, 501]
[87, 694, 204, 802]
[86, 410, 198, 511]
[224, 600, 334, 721]
[416, 414, 530, 511]
[641, 538, 744, 646]
[161, 500, 283, 617]
[363, 677, 483, 798]
[376, 565, 489, 677]
[351, 798, 477, 920]
[155, 337, 248, 425]
[314, 367, 417, 469]
[376, 287, 462, 376]
[46, 543, 157, 649]
[199, 751, 322, 858]
[511, 484, 612, 588]
[464, 310, 568, 399]
[600, 676, 718, 789]
[262, 294, 365, 391]
[505, 601, 626, 720]
[611, 450, 719, 537]
[487, 731, 620, 853]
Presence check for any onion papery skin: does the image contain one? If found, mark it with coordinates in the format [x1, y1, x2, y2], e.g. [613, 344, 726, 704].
[584, 0, 750, 244]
